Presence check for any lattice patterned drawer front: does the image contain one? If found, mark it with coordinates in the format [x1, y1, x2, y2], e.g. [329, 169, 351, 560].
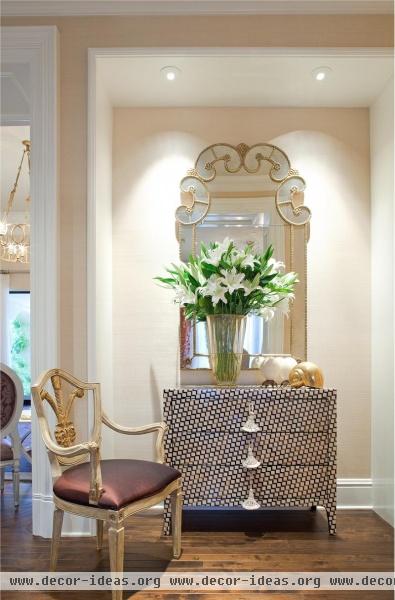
[164, 387, 334, 433]
[257, 431, 330, 466]
[252, 464, 329, 499]
[176, 463, 328, 502]
[166, 430, 330, 466]
[178, 463, 249, 501]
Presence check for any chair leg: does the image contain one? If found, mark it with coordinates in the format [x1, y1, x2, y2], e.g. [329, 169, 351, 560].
[12, 463, 20, 508]
[108, 521, 125, 600]
[96, 520, 104, 550]
[50, 508, 64, 571]
[0, 468, 4, 493]
[171, 487, 182, 559]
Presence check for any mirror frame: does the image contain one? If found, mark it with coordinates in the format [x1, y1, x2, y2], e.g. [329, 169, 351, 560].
[175, 142, 311, 369]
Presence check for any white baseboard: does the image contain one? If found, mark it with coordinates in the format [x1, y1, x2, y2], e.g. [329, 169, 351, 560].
[32, 492, 55, 538]
[33, 493, 94, 537]
[147, 478, 374, 511]
[337, 478, 373, 509]
[30, 478, 373, 537]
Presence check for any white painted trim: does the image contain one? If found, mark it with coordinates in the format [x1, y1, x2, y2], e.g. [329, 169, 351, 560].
[85, 47, 98, 540]
[32, 493, 93, 536]
[146, 479, 373, 511]
[0, 114, 31, 126]
[337, 478, 373, 509]
[91, 46, 394, 59]
[1, 25, 60, 538]
[87, 49, 97, 386]
[32, 492, 55, 538]
[2, 0, 393, 17]
[29, 479, 371, 538]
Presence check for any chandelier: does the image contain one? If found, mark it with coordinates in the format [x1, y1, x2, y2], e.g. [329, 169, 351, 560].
[0, 139, 31, 264]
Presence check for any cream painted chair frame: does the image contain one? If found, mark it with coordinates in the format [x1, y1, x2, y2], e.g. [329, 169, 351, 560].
[32, 369, 182, 600]
[0, 363, 24, 507]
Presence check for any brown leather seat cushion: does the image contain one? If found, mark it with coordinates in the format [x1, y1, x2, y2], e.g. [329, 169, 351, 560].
[1, 440, 13, 461]
[53, 459, 181, 510]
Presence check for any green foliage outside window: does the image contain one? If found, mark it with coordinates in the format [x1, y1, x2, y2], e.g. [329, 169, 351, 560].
[10, 311, 31, 397]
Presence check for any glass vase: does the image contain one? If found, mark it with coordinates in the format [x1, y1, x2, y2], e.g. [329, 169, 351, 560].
[206, 314, 247, 386]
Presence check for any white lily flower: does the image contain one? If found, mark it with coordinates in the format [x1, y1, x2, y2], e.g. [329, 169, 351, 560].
[260, 306, 276, 322]
[275, 295, 294, 317]
[204, 246, 224, 266]
[211, 286, 228, 306]
[243, 281, 262, 296]
[242, 273, 261, 296]
[174, 285, 195, 306]
[268, 293, 280, 304]
[241, 253, 257, 269]
[199, 274, 228, 305]
[219, 267, 245, 294]
[199, 274, 223, 297]
[268, 257, 285, 273]
[218, 237, 232, 254]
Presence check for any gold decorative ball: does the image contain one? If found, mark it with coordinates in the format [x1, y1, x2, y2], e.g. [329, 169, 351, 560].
[289, 361, 324, 389]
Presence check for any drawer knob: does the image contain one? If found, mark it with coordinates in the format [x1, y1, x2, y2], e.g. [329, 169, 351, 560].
[241, 401, 261, 433]
[241, 487, 261, 510]
[242, 443, 261, 469]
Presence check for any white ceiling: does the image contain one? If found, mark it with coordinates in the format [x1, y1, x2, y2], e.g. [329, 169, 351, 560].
[2, 0, 393, 16]
[98, 53, 394, 108]
[0, 126, 31, 213]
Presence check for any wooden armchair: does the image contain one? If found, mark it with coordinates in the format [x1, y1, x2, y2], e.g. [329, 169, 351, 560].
[0, 363, 24, 507]
[31, 369, 182, 600]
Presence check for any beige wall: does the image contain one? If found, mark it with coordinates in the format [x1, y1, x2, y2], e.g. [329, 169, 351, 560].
[112, 107, 371, 478]
[1, 15, 389, 478]
[1, 15, 391, 382]
[370, 77, 394, 524]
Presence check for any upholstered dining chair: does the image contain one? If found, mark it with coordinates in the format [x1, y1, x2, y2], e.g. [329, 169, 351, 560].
[0, 363, 24, 507]
[31, 368, 182, 600]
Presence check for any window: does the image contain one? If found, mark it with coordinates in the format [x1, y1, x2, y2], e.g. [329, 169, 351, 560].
[8, 291, 31, 399]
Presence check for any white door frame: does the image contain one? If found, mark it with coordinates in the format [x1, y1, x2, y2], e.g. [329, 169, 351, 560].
[1, 26, 59, 537]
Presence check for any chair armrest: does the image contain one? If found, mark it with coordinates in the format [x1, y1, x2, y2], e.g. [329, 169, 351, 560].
[102, 413, 168, 463]
[44, 432, 102, 504]
[36, 411, 98, 458]
[42, 428, 98, 458]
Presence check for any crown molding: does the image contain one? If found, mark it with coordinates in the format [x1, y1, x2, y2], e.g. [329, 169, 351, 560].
[2, 0, 394, 17]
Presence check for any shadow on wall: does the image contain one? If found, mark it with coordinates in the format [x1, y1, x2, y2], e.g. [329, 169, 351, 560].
[150, 365, 163, 457]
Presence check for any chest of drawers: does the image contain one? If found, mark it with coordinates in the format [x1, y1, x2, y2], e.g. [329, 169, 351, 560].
[163, 386, 337, 535]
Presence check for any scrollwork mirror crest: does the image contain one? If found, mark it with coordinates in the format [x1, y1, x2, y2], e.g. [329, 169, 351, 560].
[175, 142, 311, 370]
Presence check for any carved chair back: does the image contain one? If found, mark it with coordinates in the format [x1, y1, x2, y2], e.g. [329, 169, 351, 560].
[1, 363, 24, 442]
[32, 369, 103, 504]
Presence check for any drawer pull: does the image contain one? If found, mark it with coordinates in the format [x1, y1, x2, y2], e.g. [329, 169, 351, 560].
[242, 443, 261, 469]
[241, 401, 261, 433]
[241, 485, 261, 510]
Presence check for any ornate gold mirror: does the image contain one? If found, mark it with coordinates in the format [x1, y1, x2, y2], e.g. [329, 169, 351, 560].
[176, 142, 311, 370]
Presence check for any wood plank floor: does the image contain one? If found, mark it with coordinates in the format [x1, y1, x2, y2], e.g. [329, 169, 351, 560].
[1, 484, 393, 599]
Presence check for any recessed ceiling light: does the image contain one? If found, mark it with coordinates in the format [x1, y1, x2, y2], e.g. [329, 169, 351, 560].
[161, 66, 181, 81]
[312, 66, 332, 81]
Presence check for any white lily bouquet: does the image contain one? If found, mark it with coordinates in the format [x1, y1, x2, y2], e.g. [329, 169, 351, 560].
[156, 238, 297, 320]
[156, 238, 298, 384]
